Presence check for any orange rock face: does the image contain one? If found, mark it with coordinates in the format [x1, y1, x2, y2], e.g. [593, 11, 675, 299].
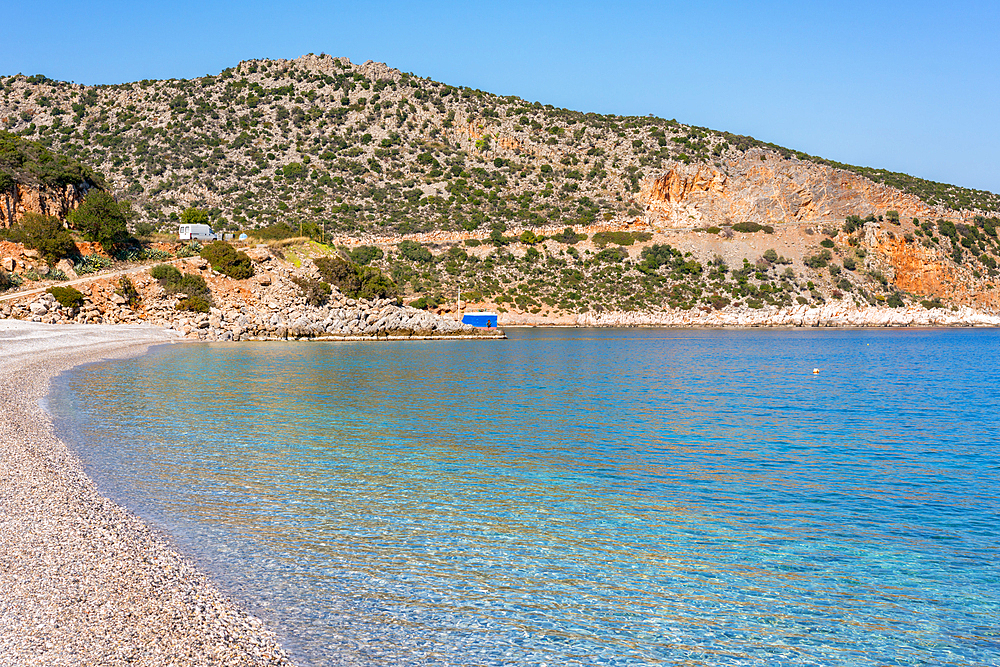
[0, 182, 89, 228]
[859, 224, 1000, 310]
[639, 150, 956, 229]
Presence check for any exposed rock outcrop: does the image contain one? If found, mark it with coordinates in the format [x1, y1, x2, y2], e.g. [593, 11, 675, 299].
[0, 182, 91, 228]
[640, 151, 955, 229]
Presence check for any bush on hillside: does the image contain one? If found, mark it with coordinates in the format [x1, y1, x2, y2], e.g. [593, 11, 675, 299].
[3, 212, 76, 263]
[150, 263, 182, 282]
[200, 241, 253, 279]
[803, 249, 833, 269]
[553, 227, 585, 245]
[68, 191, 133, 252]
[116, 275, 141, 308]
[314, 255, 397, 300]
[731, 221, 775, 234]
[47, 286, 84, 308]
[176, 295, 211, 313]
[397, 240, 433, 263]
[348, 245, 384, 265]
[590, 231, 620, 247]
[151, 263, 214, 310]
[291, 277, 332, 306]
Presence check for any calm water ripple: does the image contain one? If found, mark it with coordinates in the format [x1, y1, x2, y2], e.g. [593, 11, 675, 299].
[48, 328, 1000, 666]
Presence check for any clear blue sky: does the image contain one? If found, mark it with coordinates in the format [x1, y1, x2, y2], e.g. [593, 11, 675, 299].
[5, 0, 999, 194]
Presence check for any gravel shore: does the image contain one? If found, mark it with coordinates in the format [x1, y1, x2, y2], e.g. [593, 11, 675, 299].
[0, 321, 295, 666]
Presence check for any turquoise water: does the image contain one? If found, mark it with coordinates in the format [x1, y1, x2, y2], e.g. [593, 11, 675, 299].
[48, 329, 1000, 666]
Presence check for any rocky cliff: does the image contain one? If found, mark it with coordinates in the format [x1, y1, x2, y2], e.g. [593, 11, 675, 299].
[0, 182, 90, 228]
[638, 150, 960, 230]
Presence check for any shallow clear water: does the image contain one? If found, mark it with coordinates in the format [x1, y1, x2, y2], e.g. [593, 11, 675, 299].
[48, 328, 1000, 666]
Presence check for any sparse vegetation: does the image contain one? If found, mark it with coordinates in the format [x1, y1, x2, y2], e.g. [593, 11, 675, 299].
[200, 241, 253, 279]
[47, 285, 83, 308]
[1, 212, 75, 263]
[151, 263, 214, 311]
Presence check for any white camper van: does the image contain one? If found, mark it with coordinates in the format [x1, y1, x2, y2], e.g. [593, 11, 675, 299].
[178, 224, 217, 241]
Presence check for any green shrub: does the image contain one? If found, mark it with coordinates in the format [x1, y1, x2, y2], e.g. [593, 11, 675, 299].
[314, 255, 397, 300]
[134, 222, 157, 238]
[592, 231, 641, 247]
[732, 221, 765, 233]
[410, 295, 440, 310]
[348, 245, 384, 265]
[67, 190, 133, 252]
[397, 240, 433, 263]
[177, 273, 210, 298]
[803, 249, 832, 269]
[200, 241, 253, 279]
[554, 227, 585, 245]
[594, 247, 628, 263]
[708, 294, 730, 310]
[47, 286, 84, 308]
[820, 238, 835, 248]
[5, 212, 76, 263]
[291, 277, 332, 306]
[843, 215, 863, 233]
[465, 238, 482, 247]
[843, 256, 857, 271]
[150, 263, 182, 282]
[519, 230, 542, 245]
[886, 292, 905, 308]
[116, 275, 141, 308]
[176, 295, 211, 313]
[153, 264, 213, 308]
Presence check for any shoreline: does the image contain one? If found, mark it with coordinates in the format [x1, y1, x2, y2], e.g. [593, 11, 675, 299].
[0, 321, 295, 666]
[494, 302, 1000, 328]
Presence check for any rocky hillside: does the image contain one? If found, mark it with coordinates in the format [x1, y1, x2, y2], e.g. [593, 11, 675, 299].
[2, 55, 1000, 323]
[0, 130, 102, 227]
[1, 55, 998, 239]
[0, 245, 502, 340]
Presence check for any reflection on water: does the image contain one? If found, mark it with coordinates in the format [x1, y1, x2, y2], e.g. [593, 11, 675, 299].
[49, 329, 1000, 665]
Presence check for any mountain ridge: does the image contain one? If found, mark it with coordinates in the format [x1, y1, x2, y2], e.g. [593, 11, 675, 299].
[1, 52, 997, 238]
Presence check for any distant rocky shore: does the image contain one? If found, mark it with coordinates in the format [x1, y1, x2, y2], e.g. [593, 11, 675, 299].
[504, 302, 1000, 328]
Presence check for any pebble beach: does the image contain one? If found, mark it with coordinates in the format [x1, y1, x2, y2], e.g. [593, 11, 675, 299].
[0, 321, 294, 666]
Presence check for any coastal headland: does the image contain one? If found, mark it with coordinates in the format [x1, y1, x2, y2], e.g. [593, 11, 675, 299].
[0, 321, 297, 665]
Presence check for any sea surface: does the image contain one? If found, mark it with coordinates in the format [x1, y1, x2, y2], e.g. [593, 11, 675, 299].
[47, 328, 1000, 666]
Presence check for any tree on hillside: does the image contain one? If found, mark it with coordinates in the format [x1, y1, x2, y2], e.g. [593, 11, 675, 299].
[5, 213, 76, 263]
[68, 191, 133, 252]
[180, 207, 210, 226]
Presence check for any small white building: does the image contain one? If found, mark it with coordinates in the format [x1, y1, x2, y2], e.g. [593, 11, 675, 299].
[178, 224, 217, 241]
